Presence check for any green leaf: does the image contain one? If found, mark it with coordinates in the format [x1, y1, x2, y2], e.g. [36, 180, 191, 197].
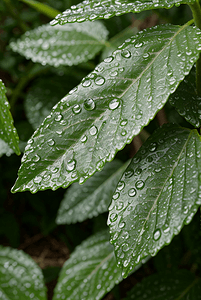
[20, 0, 60, 18]
[53, 230, 147, 300]
[124, 270, 201, 300]
[0, 246, 47, 300]
[0, 80, 20, 156]
[12, 24, 201, 194]
[25, 76, 74, 130]
[56, 160, 128, 224]
[108, 124, 201, 278]
[0, 139, 14, 157]
[10, 22, 108, 67]
[101, 26, 139, 61]
[169, 67, 201, 127]
[50, 0, 195, 24]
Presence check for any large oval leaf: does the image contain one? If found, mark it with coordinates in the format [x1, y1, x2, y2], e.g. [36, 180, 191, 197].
[53, 230, 148, 300]
[56, 160, 128, 224]
[169, 67, 201, 127]
[0, 80, 20, 156]
[0, 246, 46, 300]
[10, 21, 108, 67]
[108, 124, 201, 278]
[125, 270, 201, 300]
[50, 0, 195, 24]
[12, 24, 201, 193]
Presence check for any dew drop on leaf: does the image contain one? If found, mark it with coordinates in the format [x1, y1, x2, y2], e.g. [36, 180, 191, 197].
[120, 119, 128, 126]
[109, 98, 120, 110]
[119, 221, 126, 229]
[121, 49, 131, 58]
[66, 159, 76, 172]
[153, 229, 161, 241]
[72, 104, 82, 114]
[94, 76, 105, 85]
[110, 213, 118, 222]
[89, 125, 98, 136]
[117, 181, 125, 191]
[47, 138, 55, 146]
[32, 154, 40, 162]
[125, 169, 134, 178]
[122, 243, 129, 252]
[84, 98, 95, 111]
[82, 78, 91, 87]
[135, 180, 145, 190]
[55, 113, 63, 121]
[81, 135, 87, 143]
[128, 188, 137, 197]
[113, 192, 120, 200]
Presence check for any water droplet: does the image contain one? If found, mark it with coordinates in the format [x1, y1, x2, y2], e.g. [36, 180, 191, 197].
[125, 169, 134, 178]
[116, 201, 124, 210]
[128, 188, 136, 197]
[84, 99, 95, 111]
[117, 181, 125, 191]
[120, 119, 128, 126]
[89, 125, 97, 136]
[32, 154, 40, 162]
[104, 56, 114, 63]
[113, 192, 120, 200]
[135, 167, 142, 175]
[135, 180, 145, 190]
[110, 213, 118, 222]
[146, 156, 153, 162]
[122, 243, 129, 252]
[109, 98, 120, 110]
[121, 49, 131, 58]
[66, 159, 76, 172]
[72, 104, 81, 114]
[81, 135, 87, 143]
[82, 78, 91, 87]
[149, 142, 157, 152]
[153, 229, 161, 241]
[47, 138, 55, 146]
[121, 130, 127, 136]
[95, 76, 105, 85]
[33, 176, 42, 184]
[119, 221, 125, 228]
[55, 114, 63, 121]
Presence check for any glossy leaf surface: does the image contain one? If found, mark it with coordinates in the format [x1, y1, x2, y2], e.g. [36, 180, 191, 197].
[56, 160, 128, 224]
[53, 230, 147, 300]
[0, 80, 20, 156]
[108, 124, 201, 277]
[20, 0, 60, 18]
[125, 270, 201, 300]
[50, 0, 195, 24]
[12, 24, 201, 193]
[169, 67, 201, 127]
[10, 22, 108, 67]
[0, 246, 46, 300]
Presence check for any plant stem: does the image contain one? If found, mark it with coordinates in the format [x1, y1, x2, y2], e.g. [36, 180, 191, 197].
[3, 0, 28, 32]
[189, 0, 201, 96]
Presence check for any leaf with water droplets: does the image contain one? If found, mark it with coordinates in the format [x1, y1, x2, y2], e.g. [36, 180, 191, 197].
[12, 24, 201, 193]
[56, 160, 129, 224]
[20, 0, 60, 18]
[0, 246, 47, 300]
[169, 67, 201, 127]
[0, 80, 20, 156]
[125, 270, 201, 300]
[25, 76, 75, 130]
[10, 21, 108, 67]
[108, 124, 201, 278]
[53, 230, 148, 300]
[0, 138, 14, 157]
[50, 0, 195, 24]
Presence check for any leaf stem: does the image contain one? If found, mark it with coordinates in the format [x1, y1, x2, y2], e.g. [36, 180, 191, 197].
[189, 0, 201, 96]
[3, 0, 28, 32]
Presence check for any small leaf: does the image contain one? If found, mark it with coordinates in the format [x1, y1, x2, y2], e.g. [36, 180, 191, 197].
[0, 246, 47, 300]
[50, 0, 195, 24]
[56, 160, 129, 224]
[12, 24, 201, 194]
[25, 76, 74, 130]
[108, 124, 201, 277]
[53, 230, 148, 300]
[10, 22, 108, 67]
[20, 0, 60, 18]
[0, 80, 20, 156]
[169, 67, 201, 127]
[125, 270, 201, 300]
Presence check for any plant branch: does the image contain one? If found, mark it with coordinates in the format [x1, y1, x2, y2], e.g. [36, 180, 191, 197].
[189, 0, 201, 96]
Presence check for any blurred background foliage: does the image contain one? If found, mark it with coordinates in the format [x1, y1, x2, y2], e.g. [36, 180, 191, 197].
[0, 1, 200, 299]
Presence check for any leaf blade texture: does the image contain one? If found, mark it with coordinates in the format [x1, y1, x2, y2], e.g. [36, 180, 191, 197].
[53, 230, 147, 300]
[0, 80, 20, 156]
[124, 270, 201, 300]
[56, 160, 128, 224]
[12, 24, 201, 193]
[108, 124, 201, 277]
[0, 246, 47, 300]
[169, 67, 201, 127]
[50, 0, 195, 24]
[10, 22, 108, 67]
